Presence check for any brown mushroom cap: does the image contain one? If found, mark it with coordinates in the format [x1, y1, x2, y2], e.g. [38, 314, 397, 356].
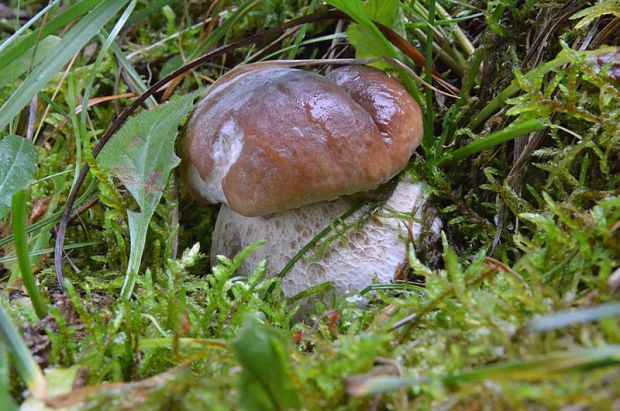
[182, 65, 423, 217]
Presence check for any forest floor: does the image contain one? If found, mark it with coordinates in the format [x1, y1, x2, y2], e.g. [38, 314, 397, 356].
[1, 0, 619, 410]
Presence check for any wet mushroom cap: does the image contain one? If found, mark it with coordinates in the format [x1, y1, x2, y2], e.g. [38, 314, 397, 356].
[182, 65, 423, 217]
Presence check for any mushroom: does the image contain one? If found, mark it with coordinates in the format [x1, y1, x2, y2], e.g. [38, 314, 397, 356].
[181, 63, 439, 297]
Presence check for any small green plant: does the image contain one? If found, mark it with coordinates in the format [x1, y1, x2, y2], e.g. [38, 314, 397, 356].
[96, 93, 197, 299]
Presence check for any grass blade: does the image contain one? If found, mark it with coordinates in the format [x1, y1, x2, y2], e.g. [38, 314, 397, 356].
[0, 180, 97, 248]
[347, 346, 620, 396]
[108, 40, 158, 109]
[0, 306, 47, 398]
[0, 0, 103, 73]
[187, 0, 258, 61]
[444, 346, 620, 384]
[0, 36, 61, 89]
[0, 0, 61, 55]
[11, 189, 47, 319]
[81, 0, 138, 132]
[0, 0, 130, 132]
[528, 302, 620, 332]
[423, 0, 436, 150]
[446, 118, 547, 163]
[0, 345, 18, 411]
[0, 242, 97, 265]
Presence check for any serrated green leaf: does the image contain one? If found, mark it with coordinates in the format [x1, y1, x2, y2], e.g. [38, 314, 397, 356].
[324, 0, 365, 21]
[347, 24, 392, 68]
[232, 315, 300, 411]
[98, 94, 195, 215]
[97, 93, 196, 298]
[0, 135, 38, 219]
[326, 0, 398, 61]
[364, 0, 400, 26]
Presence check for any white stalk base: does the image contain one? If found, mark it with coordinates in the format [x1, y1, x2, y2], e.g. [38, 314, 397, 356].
[211, 177, 441, 297]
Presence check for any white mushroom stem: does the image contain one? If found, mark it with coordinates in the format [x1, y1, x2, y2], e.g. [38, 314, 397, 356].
[211, 177, 441, 297]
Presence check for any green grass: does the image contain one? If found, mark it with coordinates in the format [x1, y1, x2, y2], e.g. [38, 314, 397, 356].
[1, 0, 619, 409]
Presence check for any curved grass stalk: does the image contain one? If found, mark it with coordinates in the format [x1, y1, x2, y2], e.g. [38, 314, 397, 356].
[445, 118, 547, 163]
